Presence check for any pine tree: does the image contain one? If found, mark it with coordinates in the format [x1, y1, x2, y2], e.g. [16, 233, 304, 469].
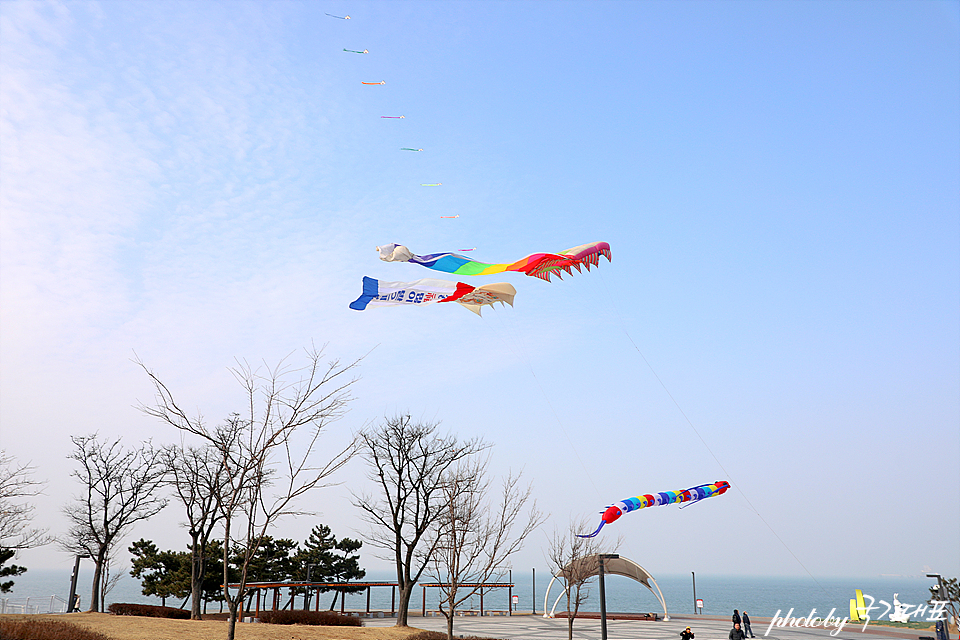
[294, 525, 365, 609]
[0, 549, 26, 593]
[128, 539, 191, 606]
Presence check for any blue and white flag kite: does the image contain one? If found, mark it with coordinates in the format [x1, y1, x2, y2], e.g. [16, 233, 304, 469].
[350, 277, 516, 316]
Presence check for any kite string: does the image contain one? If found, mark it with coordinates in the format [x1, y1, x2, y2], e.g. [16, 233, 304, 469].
[595, 271, 829, 595]
[487, 308, 603, 501]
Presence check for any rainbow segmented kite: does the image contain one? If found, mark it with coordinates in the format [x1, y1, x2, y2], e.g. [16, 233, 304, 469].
[350, 277, 515, 316]
[377, 241, 611, 282]
[362, 81, 385, 85]
[578, 481, 730, 538]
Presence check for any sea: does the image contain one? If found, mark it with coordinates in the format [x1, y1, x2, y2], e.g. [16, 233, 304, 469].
[2, 568, 940, 622]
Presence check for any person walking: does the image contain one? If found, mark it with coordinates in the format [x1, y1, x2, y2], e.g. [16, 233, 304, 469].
[733, 610, 742, 627]
[730, 623, 746, 640]
[742, 611, 755, 638]
[681, 627, 695, 640]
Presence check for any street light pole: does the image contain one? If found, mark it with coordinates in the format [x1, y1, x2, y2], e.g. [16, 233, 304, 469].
[692, 572, 697, 614]
[926, 574, 950, 640]
[599, 554, 619, 640]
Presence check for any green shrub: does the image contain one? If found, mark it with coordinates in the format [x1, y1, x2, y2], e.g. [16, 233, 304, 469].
[107, 602, 191, 618]
[0, 618, 111, 640]
[256, 610, 362, 626]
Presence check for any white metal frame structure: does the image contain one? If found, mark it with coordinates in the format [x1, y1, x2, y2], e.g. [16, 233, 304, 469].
[542, 554, 669, 620]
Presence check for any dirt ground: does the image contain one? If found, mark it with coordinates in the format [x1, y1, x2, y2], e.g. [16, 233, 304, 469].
[1, 612, 429, 640]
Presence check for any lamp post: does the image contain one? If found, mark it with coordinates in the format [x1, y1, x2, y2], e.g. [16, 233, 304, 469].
[927, 573, 947, 599]
[692, 572, 697, 614]
[926, 574, 950, 640]
[304, 564, 317, 611]
[532, 568, 536, 615]
[598, 554, 619, 640]
[67, 554, 91, 613]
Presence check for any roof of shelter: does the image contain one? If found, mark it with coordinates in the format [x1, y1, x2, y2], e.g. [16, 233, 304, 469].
[558, 554, 654, 588]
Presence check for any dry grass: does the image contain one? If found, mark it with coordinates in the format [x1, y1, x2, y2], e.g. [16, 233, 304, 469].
[0, 613, 428, 640]
[0, 617, 111, 640]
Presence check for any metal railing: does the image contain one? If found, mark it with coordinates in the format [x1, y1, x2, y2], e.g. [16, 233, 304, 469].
[0, 595, 69, 614]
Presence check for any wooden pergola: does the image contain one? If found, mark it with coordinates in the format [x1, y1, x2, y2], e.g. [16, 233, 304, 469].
[419, 582, 515, 617]
[225, 581, 399, 619]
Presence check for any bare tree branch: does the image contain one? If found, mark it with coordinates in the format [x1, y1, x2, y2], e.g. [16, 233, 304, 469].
[60, 435, 168, 612]
[0, 451, 53, 551]
[138, 345, 360, 640]
[161, 442, 229, 619]
[352, 415, 490, 627]
[428, 461, 545, 640]
[546, 517, 621, 640]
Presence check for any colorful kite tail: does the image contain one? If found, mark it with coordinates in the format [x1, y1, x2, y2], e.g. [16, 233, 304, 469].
[577, 521, 606, 539]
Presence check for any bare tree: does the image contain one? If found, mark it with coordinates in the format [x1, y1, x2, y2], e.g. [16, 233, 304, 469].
[161, 442, 229, 619]
[353, 415, 489, 627]
[429, 459, 545, 640]
[138, 346, 359, 640]
[0, 452, 53, 592]
[61, 435, 168, 612]
[0, 452, 52, 550]
[546, 517, 621, 640]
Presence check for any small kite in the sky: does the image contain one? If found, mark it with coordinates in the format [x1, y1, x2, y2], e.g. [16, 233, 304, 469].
[376, 241, 612, 282]
[362, 81, 385, 85]
[459, 248, 476, 252]
[350, 277, 516, 316]
[401, 148, 423, 151]
[578, 481, 731, 538]
[439, 215, 459, 219]
[382, 116, 405, 119]
[421, 183, 442, 186]
[326, 13, 350, 19]
[343, 48, 368, 54]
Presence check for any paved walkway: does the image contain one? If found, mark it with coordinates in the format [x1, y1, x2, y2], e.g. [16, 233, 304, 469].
[363, 612, 936, 640]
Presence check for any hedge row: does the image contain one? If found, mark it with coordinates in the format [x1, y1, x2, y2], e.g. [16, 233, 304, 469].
[256, 610, 363, 626]
[0, 618, 111, 640]
[107, 602, 191, 619]
[405, 633, 503, 640]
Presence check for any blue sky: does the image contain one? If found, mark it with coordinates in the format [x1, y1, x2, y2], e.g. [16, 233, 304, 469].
[1, 0, 957, 581]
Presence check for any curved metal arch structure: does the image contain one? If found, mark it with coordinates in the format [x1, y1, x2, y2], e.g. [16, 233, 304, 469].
[542, 554, 668, 620]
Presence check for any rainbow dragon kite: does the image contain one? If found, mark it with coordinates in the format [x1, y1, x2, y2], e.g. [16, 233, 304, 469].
[377, 241, 611, 282]
[578, 480, 731, 538]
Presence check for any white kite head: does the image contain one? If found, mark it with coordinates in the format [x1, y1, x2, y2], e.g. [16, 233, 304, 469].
[377, 244, 415, 263]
